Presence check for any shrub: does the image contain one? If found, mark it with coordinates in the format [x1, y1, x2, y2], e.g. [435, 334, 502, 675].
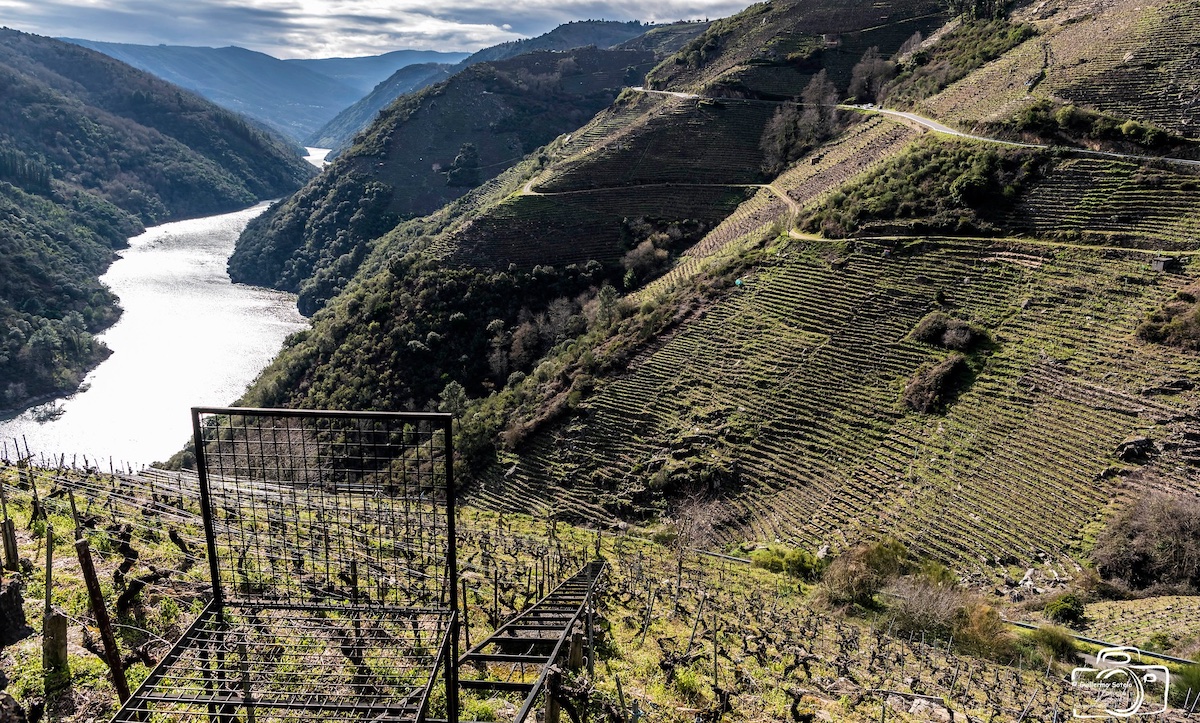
[1023, 625, 1078, 662]
[1170, 665, 1200, 708]
[911, 311, 982, 351]
[822, 539, 908, 607]
[953, 599, 1016, 659]
[751, 547, 785, 573]
[1136, 286, 1200, 351]
[1093, 491, 1200, 591]
[902, 353, 970, 413]
[784, 547, 826, 582]
[1044, 593, 1086, 627]
[751, 545, 826, 581]
[884, 576, 964, 637]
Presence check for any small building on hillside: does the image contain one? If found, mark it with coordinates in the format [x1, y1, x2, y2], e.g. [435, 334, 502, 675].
[1151, 256, 1178, 272]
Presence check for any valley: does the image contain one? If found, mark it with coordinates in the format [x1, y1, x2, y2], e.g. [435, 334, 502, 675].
[2, 0, 1200, 720]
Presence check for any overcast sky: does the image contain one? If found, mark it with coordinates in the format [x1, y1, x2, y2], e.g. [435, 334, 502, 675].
[0, 0, 750, 58]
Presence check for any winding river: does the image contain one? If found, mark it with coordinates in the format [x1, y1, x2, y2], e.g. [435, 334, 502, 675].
[0, 202, 308, 469]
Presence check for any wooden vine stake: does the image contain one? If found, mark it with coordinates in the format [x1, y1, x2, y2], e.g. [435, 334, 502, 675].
[0, 475, 17, 571]
[70, 492, 130, 702]
[42, 525, 69, 680]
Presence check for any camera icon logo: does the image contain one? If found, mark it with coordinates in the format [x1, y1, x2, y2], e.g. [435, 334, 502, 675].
[1072, 646, 1170, 718]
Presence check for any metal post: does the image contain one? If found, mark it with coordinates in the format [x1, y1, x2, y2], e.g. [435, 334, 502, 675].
[192, 409, 224, 612]
[443, 416, 459, 723]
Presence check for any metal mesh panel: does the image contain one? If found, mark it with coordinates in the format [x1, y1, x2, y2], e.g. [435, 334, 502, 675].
[194, 408, 453, 608]
[114, 606, 451, 722]
[111, 408, 457, 723]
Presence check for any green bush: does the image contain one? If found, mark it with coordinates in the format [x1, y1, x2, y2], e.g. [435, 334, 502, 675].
[1136, 287, 1200, 351]
[1170, 665, 1200, 707]
[751, 545, 826, 581]
[751, 547, 785, 573]
[902, 353, 970, 413]
[1044, 593, 1086, 627]
[911, 312, 983, 351]
[784, 547, 826, 582]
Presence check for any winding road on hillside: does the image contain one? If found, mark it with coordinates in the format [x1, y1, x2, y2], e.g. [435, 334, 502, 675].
[629, 86, 1200, 168]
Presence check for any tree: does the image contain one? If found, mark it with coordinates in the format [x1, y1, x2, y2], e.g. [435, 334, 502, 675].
[446, 143, 481, 187]
[437, 380, 469, 418]
[848, 47, 895, 104]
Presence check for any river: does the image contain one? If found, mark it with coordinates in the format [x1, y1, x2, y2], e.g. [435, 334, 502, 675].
[0, 203, 308, 469]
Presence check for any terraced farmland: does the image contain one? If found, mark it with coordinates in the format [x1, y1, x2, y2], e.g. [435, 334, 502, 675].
[535, 96, 777, 191]
[1083, 596, 1200, 653]
[634, 117, 920, 303]
[1007, 157, 1200, 247]
[918, 0, 1200, 136]
[480, 237, 1200, 582]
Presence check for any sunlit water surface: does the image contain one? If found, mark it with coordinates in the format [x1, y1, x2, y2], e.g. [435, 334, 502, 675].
[0, 203, 308, 468]
[304, 147, 331, 168]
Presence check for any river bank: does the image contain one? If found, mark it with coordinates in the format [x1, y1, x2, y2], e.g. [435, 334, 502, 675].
[0, 203, 308, 468]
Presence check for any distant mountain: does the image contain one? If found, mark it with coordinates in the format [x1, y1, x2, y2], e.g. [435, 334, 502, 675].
[286, 50, 468, 95]
[309, 20, 704, 154]
[305, 63, 455, 149]
[0, 29, 314, 414]
[62, 39, 364, 142]
[458, 20, 651, 67]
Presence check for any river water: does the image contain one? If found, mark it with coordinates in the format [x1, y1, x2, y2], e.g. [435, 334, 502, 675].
[0, 203, 308, 469]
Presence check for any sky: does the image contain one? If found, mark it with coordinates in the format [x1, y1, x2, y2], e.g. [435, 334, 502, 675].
[0, 0, 751, 58]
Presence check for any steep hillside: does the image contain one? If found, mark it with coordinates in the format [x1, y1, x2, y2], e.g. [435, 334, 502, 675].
[646, 0, 948, 98]
[63, 39, 364, 142]
[285, 49, 468, 94]
[229, 0, 966, 414]
[305, 63, 454, 149]
[0, 29, 314, 414]
[228, 0, 1200, 589]
[911, 0, 1200, 137]
[307, 22, 710, 156]
[229, 46, 659, 311]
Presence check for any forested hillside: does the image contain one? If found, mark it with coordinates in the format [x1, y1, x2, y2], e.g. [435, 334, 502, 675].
[62, 39, 366, 142]
[0, 29, 314, 415]
[304, 63, 455, 150]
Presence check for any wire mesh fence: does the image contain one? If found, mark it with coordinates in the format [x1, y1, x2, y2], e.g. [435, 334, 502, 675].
[110, 407, 459, 723]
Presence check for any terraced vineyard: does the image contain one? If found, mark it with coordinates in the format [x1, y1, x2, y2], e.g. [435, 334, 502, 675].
[485, 237, 1200, 582]
[534, 96, 777, 192]
[3, 462, 1136, 723]
[634, 117, 920, 303]
[1006, 157, 1200, 247]
[918, 0, 1200, 136]
[1083, 596, 1200, 654]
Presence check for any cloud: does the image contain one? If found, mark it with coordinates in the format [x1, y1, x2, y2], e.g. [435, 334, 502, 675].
[0, 0, 747, 58]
